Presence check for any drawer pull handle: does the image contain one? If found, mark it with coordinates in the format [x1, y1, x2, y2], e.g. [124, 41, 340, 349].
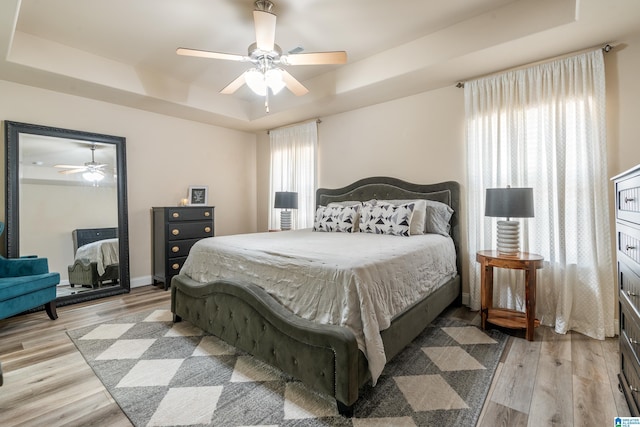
[204, 212, 210, 217]
[205, 226, 211, 233]
[632, 385, 640, 393]
[171, 246, 179, 253]
[627, 245, 636, 251]
[625, 197, 635, 203]
[628, 290, 638, 297]
[172, 212, 180, 218]
[172, 263, 180, 270]
[172, 229, 180, 236]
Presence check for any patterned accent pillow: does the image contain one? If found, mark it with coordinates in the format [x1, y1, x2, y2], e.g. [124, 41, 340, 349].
[359, 201, 415, 237]
[313, 204, 361, 233]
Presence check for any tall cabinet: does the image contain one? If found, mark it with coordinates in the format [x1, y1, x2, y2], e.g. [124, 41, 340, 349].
[152, 206, 215, 290]
[614, 164, 640, 416]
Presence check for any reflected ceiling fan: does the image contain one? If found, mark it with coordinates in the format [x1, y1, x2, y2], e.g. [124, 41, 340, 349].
[54, 145, 107, 182]
[176, 0, 347, 112]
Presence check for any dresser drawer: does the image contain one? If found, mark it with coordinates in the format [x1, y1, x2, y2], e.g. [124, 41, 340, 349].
[617, 174, 640, 225]
[167, 207, 213, 222]
[620, 260, 640, 314]
[167, 238, 201, 258]
[618, 223, 640, 267]
[621, 297, 640, 359]
[621, 332, 640, 415]
[167, 221, 214, 240]
[167, 256, 188, 275]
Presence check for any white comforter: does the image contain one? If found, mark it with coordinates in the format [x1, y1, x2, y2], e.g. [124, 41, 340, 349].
[180, 229, 457, 383]
[75, 238, 119, 276]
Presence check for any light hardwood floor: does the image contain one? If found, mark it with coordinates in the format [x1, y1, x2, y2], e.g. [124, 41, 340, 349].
[0, 286, 631, 426]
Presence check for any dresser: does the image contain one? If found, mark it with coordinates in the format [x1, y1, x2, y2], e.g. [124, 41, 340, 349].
[152, 206, 214, 290]
[614, 165, 640, 416]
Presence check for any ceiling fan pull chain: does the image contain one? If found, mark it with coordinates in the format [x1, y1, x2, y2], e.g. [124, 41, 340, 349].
[265, 89, 270, 113]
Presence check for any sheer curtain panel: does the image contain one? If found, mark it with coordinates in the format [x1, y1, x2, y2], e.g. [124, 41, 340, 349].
[269, 121, 318, 230]
[465, 49, 615, 339]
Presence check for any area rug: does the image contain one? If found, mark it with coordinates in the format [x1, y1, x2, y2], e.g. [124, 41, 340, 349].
[68, 309, 507, 427]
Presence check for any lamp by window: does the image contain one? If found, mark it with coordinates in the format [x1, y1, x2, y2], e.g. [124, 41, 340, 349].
[274, 191, 298, 230]
[485, 186, 534, 255]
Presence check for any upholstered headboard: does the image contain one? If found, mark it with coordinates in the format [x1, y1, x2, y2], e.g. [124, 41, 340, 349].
[72, 227, 118, 254]
[316, 176, 461, 280]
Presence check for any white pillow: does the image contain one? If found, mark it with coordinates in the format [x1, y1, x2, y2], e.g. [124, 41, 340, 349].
[384, 199, 427, 235]
[359, 200, 415, 237]
[424, 200, 454, 236]
[313, 204, 360, 233]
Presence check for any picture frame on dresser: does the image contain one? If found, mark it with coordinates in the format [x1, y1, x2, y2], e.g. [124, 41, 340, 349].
[188, 185, 208, 206]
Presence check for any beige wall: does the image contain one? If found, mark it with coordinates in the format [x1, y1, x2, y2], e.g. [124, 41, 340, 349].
[0, 79, 257, 285]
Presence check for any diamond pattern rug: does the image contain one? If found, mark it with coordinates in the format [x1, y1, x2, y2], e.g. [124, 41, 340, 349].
[68, 309, 507, 426]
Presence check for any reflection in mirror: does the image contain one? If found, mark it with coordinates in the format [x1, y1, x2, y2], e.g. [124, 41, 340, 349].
[5, 121, 130, 305]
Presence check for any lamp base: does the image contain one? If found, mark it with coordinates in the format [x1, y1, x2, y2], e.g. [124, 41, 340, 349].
[496, 220, 520, 255]
[280, 210, 292, 231]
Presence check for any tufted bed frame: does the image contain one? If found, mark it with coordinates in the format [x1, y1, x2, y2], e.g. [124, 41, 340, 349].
[68, 227, 120, 288]
[170, 177, 461, 415]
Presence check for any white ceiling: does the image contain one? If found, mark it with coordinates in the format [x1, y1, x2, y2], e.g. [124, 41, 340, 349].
[1, 0, 640, 132]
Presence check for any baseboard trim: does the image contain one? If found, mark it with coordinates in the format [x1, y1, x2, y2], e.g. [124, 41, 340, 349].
[462, 292, 470, 306]
[131, 276, 152, 288]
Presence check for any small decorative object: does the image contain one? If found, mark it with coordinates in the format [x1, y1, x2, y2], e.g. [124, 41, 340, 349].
[188, 186, 208, 206]
[485, 186, 534, 255]
[179, 198, 189, 207]
[274, 191, 298, 230]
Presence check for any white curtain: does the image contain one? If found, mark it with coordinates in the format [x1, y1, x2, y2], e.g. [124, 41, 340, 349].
[269, 120, 318, 230]
[465, 50, 615, 339]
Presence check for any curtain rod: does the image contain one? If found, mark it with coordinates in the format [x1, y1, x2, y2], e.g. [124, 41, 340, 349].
[455, 43, 613, 88]
[267, 118, 321, 134]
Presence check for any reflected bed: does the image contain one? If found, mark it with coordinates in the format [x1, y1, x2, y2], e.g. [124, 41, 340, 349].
[67, 227, 119, 288]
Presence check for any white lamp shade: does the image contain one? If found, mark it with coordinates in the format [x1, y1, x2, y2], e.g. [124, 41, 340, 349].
[265, 68, 285, 94]
[245, 68, 267, 96]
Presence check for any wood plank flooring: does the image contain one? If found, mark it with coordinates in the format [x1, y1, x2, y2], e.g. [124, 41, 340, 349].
[0, 286, 630, 426]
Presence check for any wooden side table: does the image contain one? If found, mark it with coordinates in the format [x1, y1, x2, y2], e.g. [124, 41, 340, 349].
[476, 250, 544, 341]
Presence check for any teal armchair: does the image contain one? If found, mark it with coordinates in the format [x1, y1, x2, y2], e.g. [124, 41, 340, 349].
[0, 256, 60, 320]
[0, 223, 60, 321]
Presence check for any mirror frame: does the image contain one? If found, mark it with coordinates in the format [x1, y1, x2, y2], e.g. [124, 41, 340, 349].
[4, 121, 130, 304]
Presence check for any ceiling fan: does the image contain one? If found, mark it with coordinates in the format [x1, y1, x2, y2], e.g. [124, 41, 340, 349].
[176, 0, 347, 112]
[54, 144, 107, 181]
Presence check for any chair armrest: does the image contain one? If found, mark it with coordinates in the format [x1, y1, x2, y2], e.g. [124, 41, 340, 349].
[0, 257, 49, 277]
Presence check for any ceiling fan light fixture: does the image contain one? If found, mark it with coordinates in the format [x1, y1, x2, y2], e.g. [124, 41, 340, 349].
[83, 170, 105, 182]
[265, 68, 285, 94]
[246, 68, 267, 96]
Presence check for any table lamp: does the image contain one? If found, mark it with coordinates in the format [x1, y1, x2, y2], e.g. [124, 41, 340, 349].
[485, 186, 534, 255]
[274, 191, 298, 230]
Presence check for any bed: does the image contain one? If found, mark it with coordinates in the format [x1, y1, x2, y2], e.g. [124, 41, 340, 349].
[171, 177, 461, 415]
[67, 227, 120, 288]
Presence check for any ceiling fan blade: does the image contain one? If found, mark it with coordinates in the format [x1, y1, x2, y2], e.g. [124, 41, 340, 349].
[282, 51, 347, 65]
[220, 73, 247, 95]
[54, 164, 84, 169]
[176, 47, 247, 62]
[281, 70, 309, 96]
[253, 10, 276, 51]
[60, 168, 87, 175]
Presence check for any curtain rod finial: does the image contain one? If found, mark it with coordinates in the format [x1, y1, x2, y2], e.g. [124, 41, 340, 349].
[456, 82, 465, 88]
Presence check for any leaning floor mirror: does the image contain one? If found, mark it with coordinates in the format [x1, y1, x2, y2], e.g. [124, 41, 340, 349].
[4, 121, 130, 305]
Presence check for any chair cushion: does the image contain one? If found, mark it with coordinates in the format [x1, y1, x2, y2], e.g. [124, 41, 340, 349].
[0, 273, 60, 302]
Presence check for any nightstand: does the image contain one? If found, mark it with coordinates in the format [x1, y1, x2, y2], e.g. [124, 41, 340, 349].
[476, 250, 544, 341]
